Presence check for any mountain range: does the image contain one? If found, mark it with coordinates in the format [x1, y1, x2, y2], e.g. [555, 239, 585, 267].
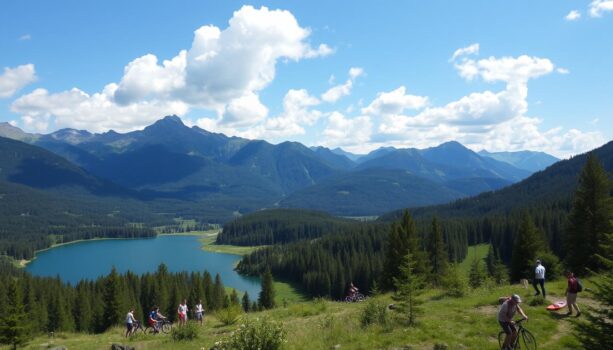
[0, 116, 561, 217]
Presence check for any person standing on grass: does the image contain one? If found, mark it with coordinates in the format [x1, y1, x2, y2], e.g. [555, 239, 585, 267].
[125, 308, 136, 337]
[195, 299, 204, 326]
[498, 294, 528, 350]
[565, 271, 581, 317]
[533, 259, 546, 299]
[177, 299, 188, 326]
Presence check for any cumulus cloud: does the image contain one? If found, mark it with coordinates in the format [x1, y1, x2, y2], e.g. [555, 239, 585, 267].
[11, 85, 189, 133]
[196, 88, 322, 141]
[19, 34, 31, 41]
[321, 67, 363, 103]
[362, 86, 428, 116]
[589, 0, 613, 17]
[321, 112, 372, 151]
[557, 67, 570, 74]
[0, 64, 37, 98]
[322, 45, 604, 158]
[565, 10, 581, 21]
[11, 5, 330, 132]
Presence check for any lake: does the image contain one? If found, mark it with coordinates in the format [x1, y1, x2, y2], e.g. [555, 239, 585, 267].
[25, 235, 261, 297]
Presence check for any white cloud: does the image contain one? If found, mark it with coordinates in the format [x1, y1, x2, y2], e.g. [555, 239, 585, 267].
[361, 86, 428, 116]
[11, 5, 330, 133]
[321, 67, 363, 103]
[326, 46, 603, 158]
[321, 111, 372, 151]
[196, 88, 322, 141]
[557, 67, 570, 74]
[0, 64, 37, 98]
[589, 0, 613, 17]
[449, 43, 479, 62]
[12, 85, 189, 133]
[565, 10, 581, 21]
[19, 34, 31, 41]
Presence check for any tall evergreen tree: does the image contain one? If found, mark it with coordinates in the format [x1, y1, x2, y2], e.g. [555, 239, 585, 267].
[468, 258, 487, 289]
[258, 269, 276, 310]
[0, 280, 30, 350]
[392, 252, 424, 326]
[566, 154, 613, 274]
[102, 267, 122, 330]
[212, 274, 226, 311]
[241, 292, 251, 312]
[427, 217, 448, 285]
[510, 215, 547, 282]
[484, 243, 508, 285]
[574, 229, 613, 349]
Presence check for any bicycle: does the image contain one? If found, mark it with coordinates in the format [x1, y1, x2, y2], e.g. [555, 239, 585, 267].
[129, 320, 145, 336]
[344, 292, 366, 302]
[498, 318, 536, 350]
[144, 318, 173, 334]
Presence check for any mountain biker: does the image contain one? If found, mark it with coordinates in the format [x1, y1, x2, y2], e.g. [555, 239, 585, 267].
[148, 306, 166, 333]
[498, 294, 528, 350]
[348, 282, 359, 297]
[125, 308, 136, 337]
[177, 299, 188, 326]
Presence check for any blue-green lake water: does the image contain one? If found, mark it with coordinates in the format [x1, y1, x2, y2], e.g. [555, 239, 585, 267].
[25, 235, 260, 296]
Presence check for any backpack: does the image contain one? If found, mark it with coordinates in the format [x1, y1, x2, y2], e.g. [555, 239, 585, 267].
[576, 278, 584, 292]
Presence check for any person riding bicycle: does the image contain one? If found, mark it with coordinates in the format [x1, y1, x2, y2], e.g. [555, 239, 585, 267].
[148, 306, 166, 333]
[498, 294, 528, 350]
[348, 282, 359, 298]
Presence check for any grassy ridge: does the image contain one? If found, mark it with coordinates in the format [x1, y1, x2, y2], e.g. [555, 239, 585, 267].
[7, 277, 591, 350]
[458, 243, 490, 274]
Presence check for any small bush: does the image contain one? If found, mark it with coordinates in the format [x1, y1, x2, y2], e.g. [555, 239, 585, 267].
[529, 295, 547, 306]
[536, 251, 562, 281]
[215, 305, 243, 326]
[360, 298, 390, 328]
[213, 317, 286, 350]
[170, 321, 199, 341]
[441, 265, 468, 297]
[288, 298, 327, 317]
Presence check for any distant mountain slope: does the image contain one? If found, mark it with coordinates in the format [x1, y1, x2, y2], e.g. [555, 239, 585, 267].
[478, 149, 559, 172]
[279, 168, 465, 216]
[379, 140, 613, 222]
[0, 122, 39, 142]
[356, 142, 530, 183]
[311, 146, 356, 170]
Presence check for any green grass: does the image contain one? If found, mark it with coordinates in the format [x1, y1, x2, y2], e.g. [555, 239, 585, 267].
[8, 277, 591, 350]
[458, 244, 490, 274]
[199, 230, 265, 256]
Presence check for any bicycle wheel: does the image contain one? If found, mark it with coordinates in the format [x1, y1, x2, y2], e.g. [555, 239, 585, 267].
[518, 329, 537, 350]
[161, 322, 172, 334]
[145, 326, 157, 335]
[498, 331, 506, 349]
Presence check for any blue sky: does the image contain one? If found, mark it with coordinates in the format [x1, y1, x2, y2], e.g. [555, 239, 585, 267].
[1, 0, 611, 157]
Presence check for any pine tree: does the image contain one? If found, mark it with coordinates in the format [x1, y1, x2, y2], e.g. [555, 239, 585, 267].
[485, 244, 509, 285]
[102, 267, 122, 330]
[212, 274, 226, 311]
[566, 154, 613, 274]
[0, 280, 30, 350]
[229, 289, 240, 306]
[258, 269, 276, 309]
[241, 292, 251, 312]
[574, 229, 613, 349]
[393, 253, 424, 326]
[510, 215, 547, 282]
[468, 258, 487, 289]
[427, 217, 448, 285]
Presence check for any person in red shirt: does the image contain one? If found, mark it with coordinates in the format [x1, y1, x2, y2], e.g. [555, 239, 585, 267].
[565, 271, 581, 317]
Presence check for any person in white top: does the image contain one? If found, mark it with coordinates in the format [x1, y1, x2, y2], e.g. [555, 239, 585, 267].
[125, 308, 136, 337]
[498, 294, 528, 350]
[194, 299, 205, 326]
[177, 299, 188, 326]
[533, 259, 546, 299]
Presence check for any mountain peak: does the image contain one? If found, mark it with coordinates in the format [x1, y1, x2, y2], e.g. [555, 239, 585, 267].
[162, 115, 183, 124]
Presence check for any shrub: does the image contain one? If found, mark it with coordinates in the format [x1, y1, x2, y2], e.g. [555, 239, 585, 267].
[170, 321, 198, 341]
[360, 298, 390, 328]
[215, 305, 243, 326]
[529, 295, 547, 306]
[213, 317, 286, 350]
[441, 264, 468, 297]
[536, 251, 562, 281]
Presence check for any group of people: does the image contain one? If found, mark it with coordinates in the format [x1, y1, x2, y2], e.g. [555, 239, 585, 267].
[124, 299, 207, 337]
[497, 259, 583, 350]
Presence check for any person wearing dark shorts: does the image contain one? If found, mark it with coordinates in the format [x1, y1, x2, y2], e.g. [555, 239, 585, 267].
[498, 294, 528, 350]
[125, 308, 136, 337]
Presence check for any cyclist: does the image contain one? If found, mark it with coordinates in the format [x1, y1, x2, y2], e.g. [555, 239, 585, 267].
[348, 282, 359, 298]
[498, 294, 528, 350]
[148, 306, 166, 333]
[125, 308, 136, 337]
